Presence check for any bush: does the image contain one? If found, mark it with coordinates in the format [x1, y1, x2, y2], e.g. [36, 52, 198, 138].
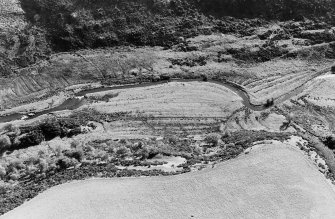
[37, 158, 48, 173]
[70, 140, 82, 149]
[115, 146, 131, 158]
[57, 157, 78, 169]
[0, 181, 11, 194]
[131, 141, 144, 151]
[135, 147, 150, 160]
[39, 120, 62, 141]
[331, 65, 335, 74]
[16, 131, 44, 149]
[0, 166, 6, 179]
[1, 124, 17, 133]
[64, 149, 84, 162]
[67, 127, 82, 137]
[7, 159, 25, 174]
[204, 133, 220, 147]
[323, 135, 335, 150]
[0, 135, 11, 153]
[165, 135, 178, 145]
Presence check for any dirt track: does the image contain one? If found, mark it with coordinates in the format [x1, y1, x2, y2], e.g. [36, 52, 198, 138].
[3, 142, 335, 219]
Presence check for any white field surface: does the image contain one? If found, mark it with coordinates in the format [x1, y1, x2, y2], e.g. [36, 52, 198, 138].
[304, 74, 335, 107]
[85, 81, 243, 117]
[3, 142, 335, 219]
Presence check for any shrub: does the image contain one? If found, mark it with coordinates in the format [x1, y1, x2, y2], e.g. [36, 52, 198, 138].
[70, 140, 82, 149]
[64, 149, 84, 162]
[0, 166, 6, 179]
[323, 135, 335, 150]
[222, 130, 231, 138]
[7, 160, 25, 173]
[147, 147, 160, 159]
[192, 144, 203, 155]
[0, 181, 11, 194]
[37, 158, 48, 173]
[39, 119, 62, 141]
[9, 173, 20, 181]
[115, 146, 131, 158]
[204, 133, 220, 147]
[2, 124, 17, 133]
[136, 147, 150, 160]
[17, 131, 44, 149]
[67, 127, 82, 138]
[0, 135, 11, 153]
[331, 65, 335, 74]
[57, 157, 78, 169]
[131, 141, 144, 151]
[165, 135, 178, 145]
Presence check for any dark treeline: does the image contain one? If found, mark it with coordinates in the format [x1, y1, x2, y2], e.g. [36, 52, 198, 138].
[196, 0, 334, 20]
[17, 0, 335, 51]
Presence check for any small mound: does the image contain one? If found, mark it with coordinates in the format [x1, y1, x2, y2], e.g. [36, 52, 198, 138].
[2, 143, 335, 219]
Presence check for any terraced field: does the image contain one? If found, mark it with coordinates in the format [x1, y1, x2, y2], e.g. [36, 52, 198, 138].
[244, 62, 333, 103]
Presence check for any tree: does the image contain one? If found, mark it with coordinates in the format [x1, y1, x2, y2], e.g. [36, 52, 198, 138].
[323, 135, 335, 150]
[0, 135, 11, 153]
[39, 119, 62, 141]
[331, 65, 335, 74]
[204, 133, 220, 147]
[0, 166, 6, 179]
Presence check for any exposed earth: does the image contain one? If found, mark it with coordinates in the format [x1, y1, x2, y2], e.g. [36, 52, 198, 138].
[1, 0, 335, 218]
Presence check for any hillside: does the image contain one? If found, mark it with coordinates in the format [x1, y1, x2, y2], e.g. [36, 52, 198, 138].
[17, 0, 335, 51]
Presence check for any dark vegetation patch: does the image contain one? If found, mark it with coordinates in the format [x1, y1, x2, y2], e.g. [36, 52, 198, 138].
[196, 0, 335, 21]
[227, 43, 288, 63]
[322, 136, 335, 150]
[87, 93, 119, 103]
[16, 0, 272, 53]
[0, 118, 82, 154]
[169, 56, 207, 67]
[0, 109, 130, 154]
[67, 109, 129, 123]
[19, 0, 213, 51]
[221, 130, 291, 148]
[17, 0, 335, 53]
